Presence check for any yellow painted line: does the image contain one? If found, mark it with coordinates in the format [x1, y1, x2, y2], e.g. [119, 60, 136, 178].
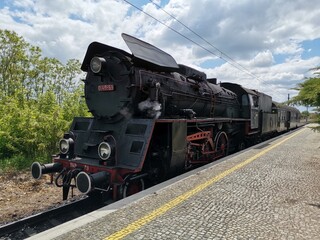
[105, 128, 306, 240]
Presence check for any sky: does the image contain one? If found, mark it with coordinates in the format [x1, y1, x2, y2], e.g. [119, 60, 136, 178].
[1, 0, 320, 106]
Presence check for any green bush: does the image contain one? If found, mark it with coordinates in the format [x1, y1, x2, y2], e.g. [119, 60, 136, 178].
[0, 155, 43, 172]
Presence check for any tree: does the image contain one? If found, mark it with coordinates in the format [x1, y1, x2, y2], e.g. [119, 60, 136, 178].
[0, 29, 30, 97]
[291, 78, 320, 107]
[0, 29, 90, 170]
[290, 66, 320, 126]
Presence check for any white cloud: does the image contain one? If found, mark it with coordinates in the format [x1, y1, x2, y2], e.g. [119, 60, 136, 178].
[249, 50, 275, 68]
[273, 40, 304, 57]
[1, 0, 131, 62]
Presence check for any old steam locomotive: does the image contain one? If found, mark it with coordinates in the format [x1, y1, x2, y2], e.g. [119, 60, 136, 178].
[31, 34, 302, 200]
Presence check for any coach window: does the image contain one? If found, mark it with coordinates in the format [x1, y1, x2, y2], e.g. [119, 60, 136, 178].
[242, 94, 249, 106]
[249, 94, 258, 107]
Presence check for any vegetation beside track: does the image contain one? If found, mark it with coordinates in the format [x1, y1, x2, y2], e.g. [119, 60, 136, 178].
[0, 29, 90, 171]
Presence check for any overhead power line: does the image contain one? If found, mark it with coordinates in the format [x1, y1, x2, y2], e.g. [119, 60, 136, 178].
[122, 0, 262, 82]
[147, 0, 260, 80]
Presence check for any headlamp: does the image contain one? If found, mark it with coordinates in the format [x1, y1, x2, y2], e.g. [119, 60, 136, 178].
[59, 138, 74, 154]
[98, 142, 112, 160]
[90, 57, 106, 74]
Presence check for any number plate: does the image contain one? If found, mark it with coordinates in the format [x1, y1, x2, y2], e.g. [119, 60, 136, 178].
[98, 84, 115, 92]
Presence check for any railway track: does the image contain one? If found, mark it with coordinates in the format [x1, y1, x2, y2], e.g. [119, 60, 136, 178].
[0, 195, 110, 239]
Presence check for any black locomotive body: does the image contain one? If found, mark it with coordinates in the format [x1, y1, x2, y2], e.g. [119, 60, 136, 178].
[31, 34, 302, 200]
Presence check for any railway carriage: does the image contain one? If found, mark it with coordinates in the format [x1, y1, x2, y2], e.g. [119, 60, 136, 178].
[273, 103, 303, 132]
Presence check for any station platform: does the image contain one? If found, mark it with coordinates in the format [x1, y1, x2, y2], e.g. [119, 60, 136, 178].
[29, 125, 320, 240]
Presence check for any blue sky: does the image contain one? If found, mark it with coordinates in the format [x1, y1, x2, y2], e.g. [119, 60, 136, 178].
[0, 0, 319, 105]
[301, 39, 320, 60]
